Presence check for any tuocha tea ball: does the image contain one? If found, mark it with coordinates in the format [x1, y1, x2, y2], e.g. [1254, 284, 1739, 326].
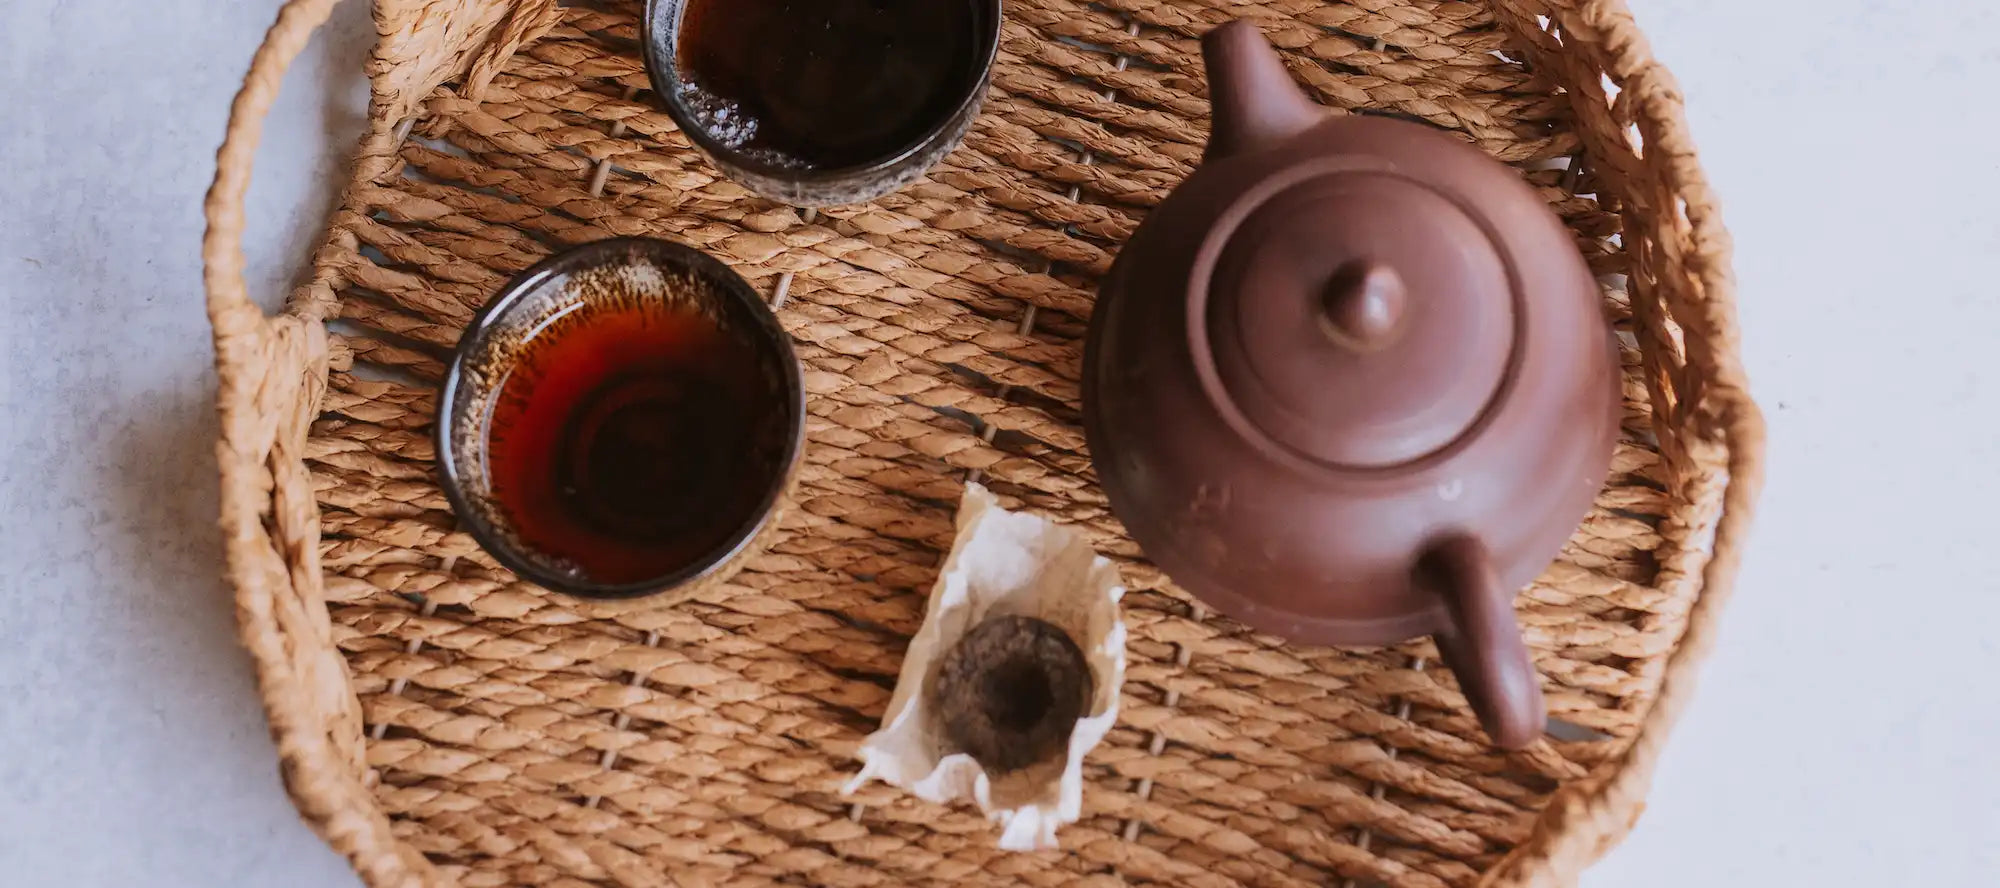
[845, 483, 1127, 851]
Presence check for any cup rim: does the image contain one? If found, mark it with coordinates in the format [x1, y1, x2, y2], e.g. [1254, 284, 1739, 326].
[640, 0, 1003, 183]
[436, 237, 805, 600]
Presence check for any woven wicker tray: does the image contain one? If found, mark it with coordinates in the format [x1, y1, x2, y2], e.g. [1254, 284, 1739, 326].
[203, 1, 1763, 885]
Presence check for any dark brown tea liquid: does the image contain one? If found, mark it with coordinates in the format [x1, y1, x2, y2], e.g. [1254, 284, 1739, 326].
[676, 0, 982, 169]
[484, 302, 784, 585]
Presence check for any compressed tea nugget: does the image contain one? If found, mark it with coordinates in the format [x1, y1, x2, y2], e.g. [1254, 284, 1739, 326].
[846, 483, 1126, 850]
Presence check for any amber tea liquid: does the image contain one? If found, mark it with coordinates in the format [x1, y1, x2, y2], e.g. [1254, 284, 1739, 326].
[676, 0, 982, 169]
[484, 302, 784, 585]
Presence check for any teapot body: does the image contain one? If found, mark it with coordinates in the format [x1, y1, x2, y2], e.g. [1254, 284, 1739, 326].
[1084, 119, 1620, 646]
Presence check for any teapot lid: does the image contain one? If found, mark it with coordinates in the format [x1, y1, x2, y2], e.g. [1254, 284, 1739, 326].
[1200, 158, 1515, 468]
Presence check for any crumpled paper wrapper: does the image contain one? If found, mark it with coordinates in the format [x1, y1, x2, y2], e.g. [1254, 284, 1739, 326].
[844, 483, 1126, 850]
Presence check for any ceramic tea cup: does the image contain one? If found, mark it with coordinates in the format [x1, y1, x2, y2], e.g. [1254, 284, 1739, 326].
[642, 0, 1002, 207]
[437, 238, 804, 600]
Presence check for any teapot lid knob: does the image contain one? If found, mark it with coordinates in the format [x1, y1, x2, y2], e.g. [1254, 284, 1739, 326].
[1320, 261, 1406, 351]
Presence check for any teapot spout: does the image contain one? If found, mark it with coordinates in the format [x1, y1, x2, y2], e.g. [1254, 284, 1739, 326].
[1202, 21, 1326, 162]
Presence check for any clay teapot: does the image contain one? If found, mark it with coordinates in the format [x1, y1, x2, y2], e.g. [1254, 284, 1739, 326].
[1081, 21, 1619, 749]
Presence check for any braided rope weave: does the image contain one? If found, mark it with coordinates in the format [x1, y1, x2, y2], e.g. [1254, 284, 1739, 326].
[203, 0, 1764, 885]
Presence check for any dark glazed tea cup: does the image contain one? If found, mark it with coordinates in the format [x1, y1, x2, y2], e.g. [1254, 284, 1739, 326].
[437, 238, 804, 601]
[643, 0, 1002, 207]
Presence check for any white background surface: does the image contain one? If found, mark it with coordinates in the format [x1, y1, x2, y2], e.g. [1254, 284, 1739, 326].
[2, 0, 1995, 885]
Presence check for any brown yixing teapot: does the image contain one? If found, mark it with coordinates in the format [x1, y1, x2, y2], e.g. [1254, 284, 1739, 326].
[1082, 21, 1619, 749]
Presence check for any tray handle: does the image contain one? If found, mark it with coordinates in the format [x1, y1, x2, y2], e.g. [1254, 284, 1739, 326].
[203, 0, 349, 336]
[200, 3, 438, 884]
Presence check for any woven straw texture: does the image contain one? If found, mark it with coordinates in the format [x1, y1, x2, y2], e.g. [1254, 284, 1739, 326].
[202, 1, 1764, 886]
